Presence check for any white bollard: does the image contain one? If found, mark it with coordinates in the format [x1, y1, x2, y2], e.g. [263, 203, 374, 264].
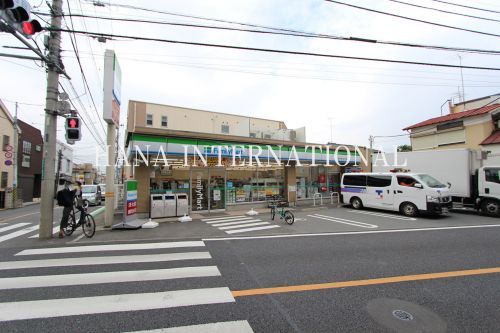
[178, 214, 192, 223]
[246, 208, 259, 216]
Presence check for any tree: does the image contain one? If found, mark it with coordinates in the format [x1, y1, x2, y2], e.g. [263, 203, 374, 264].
[397, 144, 412, 152]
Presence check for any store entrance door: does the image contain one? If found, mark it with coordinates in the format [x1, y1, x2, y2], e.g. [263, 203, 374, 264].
[191, 169, 209, 212]
[209, 167, 226, 212]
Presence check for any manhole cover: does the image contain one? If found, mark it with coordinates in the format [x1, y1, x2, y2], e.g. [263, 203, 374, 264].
[392, 309, 413, 321]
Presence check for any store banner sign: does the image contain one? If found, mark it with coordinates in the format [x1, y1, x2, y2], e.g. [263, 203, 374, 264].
[103, 49, 121, 127]
[124, 180, 138, 218]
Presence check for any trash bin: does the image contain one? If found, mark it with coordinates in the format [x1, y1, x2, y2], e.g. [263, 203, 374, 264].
[150, 195, 165, 218]
[176, 193, 189, 216]
[164, 194, 177, 217]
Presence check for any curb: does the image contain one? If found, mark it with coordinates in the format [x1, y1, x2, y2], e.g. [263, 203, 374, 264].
[90, 207, 106, 218]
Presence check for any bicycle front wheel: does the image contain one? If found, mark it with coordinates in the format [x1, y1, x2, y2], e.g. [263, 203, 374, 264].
[284, 211, 294, 225]
[63, 215, 75, 236]
[82, 214, 96, 238]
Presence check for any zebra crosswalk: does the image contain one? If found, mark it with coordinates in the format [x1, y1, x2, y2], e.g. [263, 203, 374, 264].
[0, 222, 61, 244]
[0, 240, 254, 332]
[202, 215, 281, 234]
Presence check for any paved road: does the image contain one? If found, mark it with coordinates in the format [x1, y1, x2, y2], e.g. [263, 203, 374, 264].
[0, 221, 499, 332]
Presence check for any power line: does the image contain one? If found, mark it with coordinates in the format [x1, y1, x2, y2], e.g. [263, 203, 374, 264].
[325, 0, 500, 38]
[429, 0, 500, 14]
[48, 27, 500, 71]
[34, 11, 500, 55]
[64, 1, 107, 137]
[387, 0, 500, 22]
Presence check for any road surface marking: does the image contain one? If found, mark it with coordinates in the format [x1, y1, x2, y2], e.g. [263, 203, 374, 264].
[0, 225, 39, 243]
[68, 233, 85, 243]
[0, 252, 212, 270]
[16, 241, 206, 256]
[202, 215, 247, 222]
[204, 217, 254, 224]
[347, 210, 416, 221]
[0, 287, 234, 321]
[0, 212, 38, 224]
[203, 223, 500, 241]
[0, 266, 221, 290]
[29, 226, 60, 238]
[0, 222, 30, 233]
[218, 222, 269, 230]
[225, 225, 280, 234]
[309, 214, 378, 229]
[125, 320, 254, 333]
[231, 267, 500, 298]
[211, 219, 262, 227]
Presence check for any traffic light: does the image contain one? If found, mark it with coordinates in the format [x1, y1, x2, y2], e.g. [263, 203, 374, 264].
[0, 0, 43, 37]
[65, 116, 81, 143]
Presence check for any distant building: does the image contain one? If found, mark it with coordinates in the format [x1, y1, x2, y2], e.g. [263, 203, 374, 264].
[55, 140, 73, 189]
[72, 163, 98, 185]
[403, 94, 500, 165]
[17, 120, 43, 202]
[0, 100, 17, 208]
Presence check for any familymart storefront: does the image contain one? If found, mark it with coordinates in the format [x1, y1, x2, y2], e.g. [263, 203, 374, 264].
[127, 134, 366, 215]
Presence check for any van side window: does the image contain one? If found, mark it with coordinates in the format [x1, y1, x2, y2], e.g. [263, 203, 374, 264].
[343, 175, 367, 187]
[397, 176, 418, 187]
[367, 175, 392, 187]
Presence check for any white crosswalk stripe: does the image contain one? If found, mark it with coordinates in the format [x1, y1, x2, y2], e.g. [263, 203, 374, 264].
[28, 226, 61, 238]
[0, 225, 39, 243]
[0, 223, 30, 234]
[125, 320, 254, 333]
[202, 215, 281, 234]
[0, 241, 253, 331]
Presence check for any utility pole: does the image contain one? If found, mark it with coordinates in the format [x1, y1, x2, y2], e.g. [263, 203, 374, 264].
[369, 135, 374, 172]
[39, 0, 64, 238]
[328, 117, 333, 144]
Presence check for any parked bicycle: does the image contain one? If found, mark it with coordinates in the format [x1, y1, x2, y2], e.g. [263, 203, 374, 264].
[269, 198, 294, 225]
[63, 203, 96, 238]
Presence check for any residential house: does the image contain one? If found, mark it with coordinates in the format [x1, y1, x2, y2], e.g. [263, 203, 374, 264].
[403, 94, 500, 165]
[0, 100, 17, 208]
[17, 120, 43, 202]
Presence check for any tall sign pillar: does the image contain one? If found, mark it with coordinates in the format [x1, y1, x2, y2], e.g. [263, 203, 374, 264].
[103, 50, 121, 228]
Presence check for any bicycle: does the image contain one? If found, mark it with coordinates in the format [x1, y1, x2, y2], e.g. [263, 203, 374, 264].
[63, 203, 96, 238]
[270, 200, 295, 225]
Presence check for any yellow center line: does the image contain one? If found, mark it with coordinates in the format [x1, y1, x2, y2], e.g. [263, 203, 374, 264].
[231, 267, 500, 298]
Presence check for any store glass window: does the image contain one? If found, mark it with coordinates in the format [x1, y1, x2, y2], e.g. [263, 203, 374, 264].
[1, 172, 8, 188]
[257, 167, 284, 201]
[226, 167, 257, 203]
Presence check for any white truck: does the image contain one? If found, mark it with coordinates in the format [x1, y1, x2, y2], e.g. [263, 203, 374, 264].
[372, 149, 500, 217]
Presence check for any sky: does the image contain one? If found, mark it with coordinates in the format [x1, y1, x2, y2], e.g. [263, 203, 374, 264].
[1, 0, 499, 166]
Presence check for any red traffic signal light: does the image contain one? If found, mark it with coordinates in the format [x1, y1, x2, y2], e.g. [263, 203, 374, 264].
[22, 19, 42, 35]
[65, 117, 81, 142]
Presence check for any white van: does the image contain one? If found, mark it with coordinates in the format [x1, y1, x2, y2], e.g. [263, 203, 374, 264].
[341, 172, 452, 217]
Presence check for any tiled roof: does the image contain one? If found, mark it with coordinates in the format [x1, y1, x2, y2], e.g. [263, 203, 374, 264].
[403, 104, 500, 131]
[480, 131, 500, 146]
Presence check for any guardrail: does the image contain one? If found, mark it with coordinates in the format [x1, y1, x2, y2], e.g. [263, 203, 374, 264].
[330, 192, 340, 205]
[313, 193, 323, 206]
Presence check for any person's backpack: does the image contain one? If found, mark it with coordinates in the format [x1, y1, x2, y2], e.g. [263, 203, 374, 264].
[56, 190, 64, 206]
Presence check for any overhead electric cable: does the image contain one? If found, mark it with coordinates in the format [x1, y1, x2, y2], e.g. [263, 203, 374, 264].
[387, 0, 500, 22]
[325, 0, 500, 38]
[48, 27, 500, 71]
[428, 0, 500, 14]
[34, 11, 500, 55]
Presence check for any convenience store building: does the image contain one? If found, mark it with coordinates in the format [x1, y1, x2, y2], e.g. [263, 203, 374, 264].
[125, 100, 370, 215]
